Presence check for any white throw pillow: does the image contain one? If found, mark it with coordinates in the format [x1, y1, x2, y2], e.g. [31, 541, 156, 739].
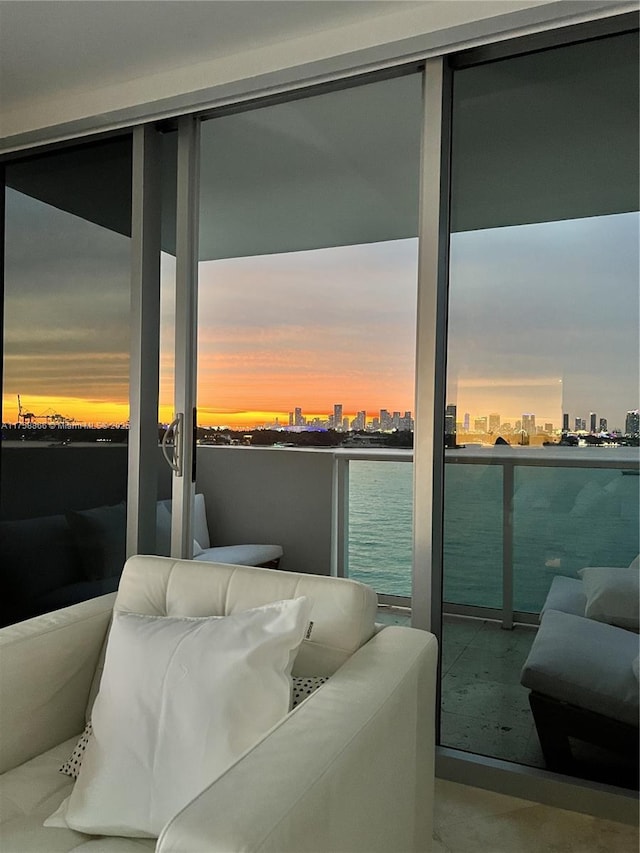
[47, 598, 311, 838]
[578, 566, 640, 631]
[60, 674, 329, 781]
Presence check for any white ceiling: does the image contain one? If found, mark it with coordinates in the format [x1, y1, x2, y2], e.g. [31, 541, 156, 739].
[0, 0, 421, 113]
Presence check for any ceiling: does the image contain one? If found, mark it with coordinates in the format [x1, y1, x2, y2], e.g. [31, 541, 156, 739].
[0, 0, 422, 114]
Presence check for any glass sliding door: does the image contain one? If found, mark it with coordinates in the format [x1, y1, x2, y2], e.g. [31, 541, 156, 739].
[1, 136, 133, 625]
[441, 30, 639, 788]
[194, 74, 422, 587]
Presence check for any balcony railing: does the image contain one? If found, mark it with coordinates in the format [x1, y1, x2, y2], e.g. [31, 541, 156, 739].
[334, 445, 639, 627]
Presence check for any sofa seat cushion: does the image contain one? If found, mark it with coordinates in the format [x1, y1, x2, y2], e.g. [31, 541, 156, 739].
[194, 543, 283, 566]
[520, 609, 640, 726]
[0, 737, 154, 852]
[540, 576, 586, 618]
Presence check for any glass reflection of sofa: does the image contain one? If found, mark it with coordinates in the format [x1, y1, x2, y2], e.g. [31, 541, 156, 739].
[0, 494, 282, 627]
[520, 556, 639, 787]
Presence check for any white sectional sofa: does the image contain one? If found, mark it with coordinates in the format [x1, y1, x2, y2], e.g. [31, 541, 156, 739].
[0, 555, 437, 852]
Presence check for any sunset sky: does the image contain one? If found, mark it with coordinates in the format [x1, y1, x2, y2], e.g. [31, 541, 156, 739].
[2, 188, 638, 432]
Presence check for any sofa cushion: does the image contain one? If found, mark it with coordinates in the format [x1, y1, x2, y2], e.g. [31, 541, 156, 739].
[49, 599, 311, 838]
[155, 503, 203, 558]
[113, 555, 378, 677]
[520, 609, 640, 725]
[0, 735, 155, 852]
[66, 503, 126, 581]
[194, 543, 283, 566]
[578, 566, 640, 631]
[0, 515, 81, 621]
[157, 494, 210, 550]
[540, 575, 586, 618]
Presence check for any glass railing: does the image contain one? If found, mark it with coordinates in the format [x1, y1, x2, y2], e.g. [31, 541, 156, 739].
[338, 446, 639, 623]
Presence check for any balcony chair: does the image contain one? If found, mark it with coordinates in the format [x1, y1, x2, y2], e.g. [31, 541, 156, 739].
[0, 554, 437, 852]
[156, 493, 283, 568]
[520, 556, 639, 786]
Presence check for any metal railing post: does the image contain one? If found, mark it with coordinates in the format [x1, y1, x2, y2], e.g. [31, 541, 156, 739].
[502, 460, 514, 630]
[333, 455, 350, 578]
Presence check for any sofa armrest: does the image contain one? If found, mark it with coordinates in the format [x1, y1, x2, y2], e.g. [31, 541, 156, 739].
[158, 626, 437, 853]
[0, 593, 115, 773]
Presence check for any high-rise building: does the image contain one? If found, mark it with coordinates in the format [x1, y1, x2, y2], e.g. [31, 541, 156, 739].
[288, 412, 294, 427]
[445, 404, 457, 435]
[562, 413, 569, 432]
[294, 407, 303, 427]
[599, 418, 608, 432]
[575, 416, 586, 431]
[474, 417, 487, 432]
[522, 413, 535, 435]
[489, 413, 500, 433]
[625, 410, 639, 436]
[392, 411, 401, 429]
[544, 423, 553, 434]
[589, 412, 597, 433]
[463, 413, 470, 432]
[379, 409, 392, 430]
[400, 411, 413, 431]
[333, 404, 343, 431]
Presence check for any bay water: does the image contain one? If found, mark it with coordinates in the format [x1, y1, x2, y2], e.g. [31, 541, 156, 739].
[347, 458, 639, 612]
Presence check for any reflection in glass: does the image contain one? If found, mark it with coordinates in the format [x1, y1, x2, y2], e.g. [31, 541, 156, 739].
[442, 31, 639, 787]
[1, 139, 132, 626]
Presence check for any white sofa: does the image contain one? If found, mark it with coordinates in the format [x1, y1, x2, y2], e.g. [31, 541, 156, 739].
[0, 555, 437, 852]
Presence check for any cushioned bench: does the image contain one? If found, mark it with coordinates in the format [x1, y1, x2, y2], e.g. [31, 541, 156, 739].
[521, 562, 640, 785]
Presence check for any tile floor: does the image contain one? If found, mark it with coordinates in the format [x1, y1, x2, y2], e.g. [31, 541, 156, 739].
[433, 778, 639, 853]
[378, 608, 638, 785]
[441, 615, 541, 768]
[377, 608, 542, 768]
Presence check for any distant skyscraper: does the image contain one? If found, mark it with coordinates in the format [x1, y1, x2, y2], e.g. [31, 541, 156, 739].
[599, 418, 608, 432]
[544, 423, 553, 434]
[445, 404, 457, 435]
[589, 412, 597, 433]
[463, 413, 470, 432]
[333, 404, 343, 431]
[380, 409, 392, 430]
[294, 407, 303, 427]
[625, 410, 639, 436]
[575, 416, 586, 431]
[522, 413, 535, 435]
[489, 413, 500, 433]
[474, 417, 487, 432]
[562, 413, 569, 432]
[288, 412, 294, 427]
[400, 411, 413, 431]
[351, 410, 366, 431]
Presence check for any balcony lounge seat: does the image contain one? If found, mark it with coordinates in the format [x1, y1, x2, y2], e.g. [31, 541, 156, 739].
[156, 494, 283, 569]
[520, 558, 639, 786]
[0, 555, 437, 852]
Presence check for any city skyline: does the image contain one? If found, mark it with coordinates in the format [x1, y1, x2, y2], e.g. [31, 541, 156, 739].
[3, 190, 638, 429]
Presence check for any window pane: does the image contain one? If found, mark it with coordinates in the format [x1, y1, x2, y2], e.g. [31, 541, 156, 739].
[1, 138, 132, 626]
[196, 75, 422, 585]
[443, 31, 639, 788]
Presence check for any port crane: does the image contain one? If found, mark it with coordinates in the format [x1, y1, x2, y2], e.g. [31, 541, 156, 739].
[17, 396, 75, 426]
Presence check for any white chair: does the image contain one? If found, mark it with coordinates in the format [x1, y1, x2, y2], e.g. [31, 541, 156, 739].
[0, 555, 437, 852]
[156, 493, 283, 567]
